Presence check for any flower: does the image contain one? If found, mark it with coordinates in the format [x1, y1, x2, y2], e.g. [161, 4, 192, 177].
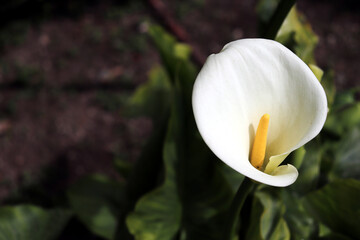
[192, 39, 327, 187]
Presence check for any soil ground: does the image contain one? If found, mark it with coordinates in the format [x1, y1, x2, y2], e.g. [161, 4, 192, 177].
[0, 0, 359, 200]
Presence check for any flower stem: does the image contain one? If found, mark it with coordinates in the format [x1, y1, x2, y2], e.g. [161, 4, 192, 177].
[224, 177, 255, 240]
[263, 0, 296, 40]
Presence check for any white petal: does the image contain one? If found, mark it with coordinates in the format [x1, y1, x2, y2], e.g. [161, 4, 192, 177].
[192, 39, 327, 187]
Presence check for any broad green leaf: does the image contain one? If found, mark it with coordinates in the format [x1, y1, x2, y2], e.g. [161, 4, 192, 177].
[281, 191, 317, 240]
[125, 26, 196, 209]
[220, 161, 245, 193]
[290, 139, 323, 195]
[276, 7, 318, 64]
[245, 188, 290, 240]
[148, 25, 196, 78]
[174, 43, 192, 60]
[268, 218, 290, 240]
[68, 174, 125, 240]
[125, 112, 169, 206]
[126, 104, 182, 240]
[147, 25, 236, 240]
[247, 188, 317, 240]
[245, 195, 264, 240]
[180, 152, 233, 240]
[303, 179, 360, 239]
[332, 87, 360, 111]
[124, 65, 172, 222]
[124, 65, 172, 122]
[0, 205, 71, 240]
[256, 0, 294, 40]
[324, 102, 360, 136]
[289, 147, 306, 169]
[329, 127, 360, 181]
[176, 88, 233, 240]
[148, 25, 198, 99]
[120, 90, 171, 239]
[257, 190, 287, 240]
[126, 179, 181, 240]
[113, 157, 133, 179]
[148, 24, 183, 78]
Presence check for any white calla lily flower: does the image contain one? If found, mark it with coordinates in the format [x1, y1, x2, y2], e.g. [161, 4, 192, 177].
[192, 39, 327, 187]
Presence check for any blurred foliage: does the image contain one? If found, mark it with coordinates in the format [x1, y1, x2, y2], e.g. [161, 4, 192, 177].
[303, 179, 360, 239]
[246, 188, 290, 240]
[257, 1, 318, 64]
[124, 65, 172, 122]
[68, 175, 125, 239]
[0, 205, 71, 240]
[329, 128, 360, 180]
[126, 113, 182, 240]
[276, 7, 318, 64]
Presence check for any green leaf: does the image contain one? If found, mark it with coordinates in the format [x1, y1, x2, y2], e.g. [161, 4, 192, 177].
[120, 87, 171, 239]
[220, 161, 245, 193]
[125, 112, 169, 206]
[324, 102, 360, 136]
[126, 183, 181, 240]
[148, 25, 196, 77]
[246, 188, 318, 240]
[148, 25, 234, 240]
[124, 65, 172, 122]
[0, 205, 71, 240]
[332, 87, 359, 110]
[126, 105, 182, 240]
[289, 147, 306, 169]
[257, 190, 288, 240]
[268, 218, 290, 240]
[256, 0, 297, 40]
[180, 154, 233, 240]
[276, 7, 318, 64]
[174, 43, 192, 60]
[124, 26, 195, 214]
[245, 195, 264, 240]
[148, 24, 198, 100]
[124, 65, 172, 212]
[317, 224, 354, 240]
[329, 127, 360, 181]
[245, 188, 290, 240]
[281, 191, 317, 240]
[303, 179, 360, 239]
[113, 157, 133, 179]
[290, 140, 323, 195]
[68, 174, 125, 240]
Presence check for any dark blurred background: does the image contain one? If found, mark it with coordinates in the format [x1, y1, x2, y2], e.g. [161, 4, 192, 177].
[0, 0, 359, 200]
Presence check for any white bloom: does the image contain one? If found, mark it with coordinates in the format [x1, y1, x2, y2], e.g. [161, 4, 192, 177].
[192, 39, 327, 187]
